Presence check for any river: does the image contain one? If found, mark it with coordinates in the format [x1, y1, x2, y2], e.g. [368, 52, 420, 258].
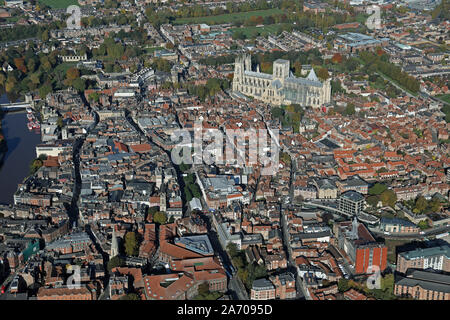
[0, 94, 41, 205]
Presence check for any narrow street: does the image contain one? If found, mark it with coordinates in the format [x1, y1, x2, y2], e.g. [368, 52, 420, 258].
[280, 155, 308, 300]
[73, 94, 110, 292]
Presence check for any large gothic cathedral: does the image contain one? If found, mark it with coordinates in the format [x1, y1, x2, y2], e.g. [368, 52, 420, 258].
[232, 54, 331, 107]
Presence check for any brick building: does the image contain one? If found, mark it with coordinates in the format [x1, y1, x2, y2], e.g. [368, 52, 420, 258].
[336, 218, 387, 274]
[379, 217, 420, 235]
[251, 278, 276, 300]
[143, 273, 198, 300]
[269, 272, 296, 299]
[394, 269, 450, 300]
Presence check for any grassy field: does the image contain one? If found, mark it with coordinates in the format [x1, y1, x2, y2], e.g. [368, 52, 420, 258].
[0, 16, 22, 23]
[39, 0, 79, 9]
[355, 13, 369, 25]
[53, 62, 77, 74]
[174, 8, 285, 25]
[385, 239, 411, 264]
[229, 23, 289, 38]
[437, 94, 450, 104]
[145, 46, 165, 54]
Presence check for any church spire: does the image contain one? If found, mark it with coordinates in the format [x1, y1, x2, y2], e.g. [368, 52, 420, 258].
[307, 68, 319, 82]
[352, 216, 359, 239]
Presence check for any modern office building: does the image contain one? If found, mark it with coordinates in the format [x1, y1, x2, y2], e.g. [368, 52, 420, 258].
[338, 191, 365, 216]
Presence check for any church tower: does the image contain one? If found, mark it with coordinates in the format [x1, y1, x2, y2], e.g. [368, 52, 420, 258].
[244, 54, 251, 71]
[160, 192, 166, 212]
[322, 78, 332, 105]
[272, 59, 290, 80]
[110, 226, 119, 258]
[232, 55, 245, 92]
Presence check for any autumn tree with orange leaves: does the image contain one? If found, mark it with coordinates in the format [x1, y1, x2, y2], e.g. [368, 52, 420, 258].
[64, 67, 80, 86]
[331, 53, 343, 64]
[13, 58, 27, 74]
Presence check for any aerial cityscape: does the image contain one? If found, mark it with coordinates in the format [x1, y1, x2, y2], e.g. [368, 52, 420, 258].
[0, 0, 448, 303]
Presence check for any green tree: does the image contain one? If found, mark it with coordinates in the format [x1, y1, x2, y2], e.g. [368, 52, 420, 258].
[124, 232, 140, 256]
[0, 72, 6, 86]
[29, 72, 41, 86]
[153, 211, 167, 224]
[271, 107, 284, 119]
[56, 116, 63, 129]
[429, 198, 441, 213]
[380, 189, 397, 208]
[184, 186, 193, 201]
[414, 196, 428, 214]
[30, 157, 45, 174]
[377, 167, 388, 173]
[227, 242, 238, 258]
[39, 83, 52, 99]
[366, 195, 379, 207]
[369, 183, 387, 195]
[151, 57, 172, 73]
[41, 30, 49, 42]
[88, 92, 100, 102]
[232, 30, 246, 40]
[146, 206, 159, 222]
[331, 80, 344, 94]
[65, 67, 80, 85]
[344, 103, 356, 116]
[120, 293, 140, 300]
[417, 220, 430, 230]
[316, 67, 329, 80]
[107, 255, 125, 272]
[72, 78, 86, 92]
[338, 278, 350, 292]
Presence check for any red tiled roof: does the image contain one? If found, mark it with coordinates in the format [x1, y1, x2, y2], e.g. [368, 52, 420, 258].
[113, 140, 128, 153]
[160, 241, 204, 260]
[344, 289, 367, 300]
[143, 273, 195, 300]
[129, 143, 151, 153]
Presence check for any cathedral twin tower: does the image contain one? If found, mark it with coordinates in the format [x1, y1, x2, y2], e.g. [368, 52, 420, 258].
[232, 54, 331, 108]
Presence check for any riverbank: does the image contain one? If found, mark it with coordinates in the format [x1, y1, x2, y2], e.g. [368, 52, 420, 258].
[0, 109, 7, 168]
[0, 89, 22, 169]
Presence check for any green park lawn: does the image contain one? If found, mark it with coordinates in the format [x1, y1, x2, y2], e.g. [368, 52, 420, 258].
[437, 94, 450, 104]
[53, 62, 78, 74]
[229, 23, 289, 38]
[385, 239, 410, 264]
[174, 8, 285, 25]
[145, 46, 165, 54]
[39, 0, 79, 9]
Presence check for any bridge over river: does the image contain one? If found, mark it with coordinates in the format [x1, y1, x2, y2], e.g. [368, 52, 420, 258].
[0, 102, 32, 111]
